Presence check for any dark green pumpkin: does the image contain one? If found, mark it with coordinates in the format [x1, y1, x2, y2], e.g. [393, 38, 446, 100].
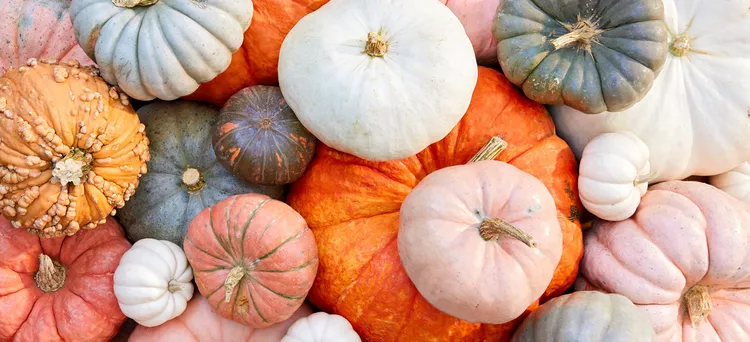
[117, 101, 285, 247]
[213, 85, 316, 185]
[493, 0, 668, 114]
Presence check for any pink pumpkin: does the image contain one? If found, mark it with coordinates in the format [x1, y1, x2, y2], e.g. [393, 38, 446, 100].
[440, 0, 500, 65]
[577, 181, 750, 341]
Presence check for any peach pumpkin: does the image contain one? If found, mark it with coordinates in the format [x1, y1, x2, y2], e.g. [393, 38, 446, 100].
[439, 0, 500, 65]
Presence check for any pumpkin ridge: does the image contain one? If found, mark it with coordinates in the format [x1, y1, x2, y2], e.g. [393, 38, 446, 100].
[156, 1, 234, 49]
[65, 283, 121, 323]
[222, 196, 243, 259]
[245, 279, 271, 323]
[253, 227, 309, 263]
[208, 205, 235, 259]
[185, 236, 231, 266]
[332, 234, 398, 312]
[247, 275, 306, 300]
[47, 296, 64, 340]
[269, 134, 292, 182]
[240, 198, 272, 258]
[591, 45, 640, 105]
[394, 287, 421, 338]
[254, 257, 318, 273]
[232, 127, 265, 177]
[151, 5, 198, 82]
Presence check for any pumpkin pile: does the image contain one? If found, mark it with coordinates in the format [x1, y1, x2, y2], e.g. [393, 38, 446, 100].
[0, 0, 748, 341]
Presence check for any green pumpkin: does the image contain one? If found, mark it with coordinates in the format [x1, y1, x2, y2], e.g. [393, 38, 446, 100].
[493, 0, 668, 114]
[117, 101, 285, 247]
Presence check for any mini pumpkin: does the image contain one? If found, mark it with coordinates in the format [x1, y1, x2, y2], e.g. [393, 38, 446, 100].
[709, 162, 750, 204]
[282, 312, 362, 342]
[0, 60, 149, 237]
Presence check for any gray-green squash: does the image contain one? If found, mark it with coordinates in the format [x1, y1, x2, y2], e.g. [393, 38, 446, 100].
[117, 101, 285, 247]
[493, 0, 668, 114]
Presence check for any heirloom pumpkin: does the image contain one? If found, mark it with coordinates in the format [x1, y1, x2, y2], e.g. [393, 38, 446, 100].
[213, 86, 316, 185]
[0, 60, 149, 237]
[286, 67, 583, 341]
[0, 216, 131, 341]
[70, 0, 253, 101]
[282, 312, 361, 342]
[552, 0, 750, 182]
[709, 162, 750, 205]
[576, 181, 750, 341]
[278, 0, 478, 161]
[184, 194, 319, 328]
[116, 101, 284, 247]
[439, 0, 501, 65]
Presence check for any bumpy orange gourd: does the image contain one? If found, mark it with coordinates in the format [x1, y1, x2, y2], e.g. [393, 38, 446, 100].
[0, 60, 150, 237]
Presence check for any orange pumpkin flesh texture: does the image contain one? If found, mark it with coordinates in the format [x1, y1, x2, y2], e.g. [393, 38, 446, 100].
[287, 67, 583, 341]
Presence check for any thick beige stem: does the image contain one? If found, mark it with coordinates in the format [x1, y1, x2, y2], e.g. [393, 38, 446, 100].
[224, 266, 245, 302]
[35, 254, 66, 293]
[551, 19, 603, 51]
[168, 279, 183, 293]
[112, 0, 158, 8]
[479, 218, 537, 248]
[684, 285, 712, 324]
[468, 136, 508, 163]
[365, 32, 388, 58]
[182, 168, 205, 192]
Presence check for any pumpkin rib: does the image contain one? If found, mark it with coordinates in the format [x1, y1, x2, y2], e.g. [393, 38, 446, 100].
[254, 227, 309, 262]
[209, 206, 235, 259]
[254, 257, 319, 274]
[249, 276, 305, 300]
[332, 233, 398, 311]
[244, 279, 270, 324]
[240, 198, 272, 259]
[185, 236, 231, 266]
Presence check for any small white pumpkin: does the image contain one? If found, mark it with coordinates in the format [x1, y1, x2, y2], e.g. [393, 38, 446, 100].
[70, 0, 253, 101]
[114, 238, 195, 327]
[709, 162, 750, 204]
[281, 312, 361, 342]
[578, 132, 654, 221]
[278, 0, 478, 161]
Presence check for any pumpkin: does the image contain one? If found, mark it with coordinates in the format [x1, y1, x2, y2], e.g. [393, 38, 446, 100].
[0, 0, 94, 76]
[286, 67, 583, 341]
[552, 0, 750, 182]
[282, 312, 361, 342]
[579, 131, 653, 221]
[0, 60, 149, 237]
[114, 239, 194, 328]
[493, 0, 668, 114]
[129, 294, 315, 341]
[709, 162, 750, 205]
[116, 101, 284, 247]
[438, 0, 501, 65]
[278, 0, 478, 161]
[512, 291, 655, 342]
[576, 181, 750, 341]
[0, 216, 130, 341]
[398, 138, 563, 324]
[184, 193, 319, 328]
[213, 86, 316, 186]
[69, 0, 253, 101]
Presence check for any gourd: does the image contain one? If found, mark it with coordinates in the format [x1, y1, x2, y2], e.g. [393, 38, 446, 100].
[184, 193, 319, 328]
[493, 0, 668, 114]
[439, 0, 502, 65]
[552, 0, 750, 182]
[278, 0, 478, 161]
[116, 101, 284, 247]
[114, 239, 194, 328]
[0, 60, 149, 237]
[0, 216, 131, 341]
[69, 0, 253, 101]
[282, 312, 361, 342]
[213, 86, 316, 185]
[399, 138, 563, 324]
[286, 67, 583, 341]
[576, 181, 750, 341]
[709, 162, 750, 204]
[512, 291, 655, 342]
[579, 132, 653, 221]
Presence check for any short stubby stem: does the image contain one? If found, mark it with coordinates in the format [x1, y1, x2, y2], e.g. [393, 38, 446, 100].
[479, 217, 537, 248]
[365, 32, 388, 58]
[669, 34, 691, 57]
[552, 18, 604, 51]
[182, 168, 205, 192]
[112, 0, 158, 8]
[468, 136, 508, 163]
[223, 266, 245, 302]
[167, 279, 183, 293]
[684, 285, 712, 324]
[35, 254, 67, 293]
[52, 148, 92, 187]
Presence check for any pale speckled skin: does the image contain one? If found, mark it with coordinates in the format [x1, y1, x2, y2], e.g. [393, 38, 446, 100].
[440, 0, 501, 65]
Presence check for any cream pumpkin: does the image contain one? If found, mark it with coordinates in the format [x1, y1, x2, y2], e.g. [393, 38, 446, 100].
[282, 312, 361, 342]
[709, 162, 750, 204]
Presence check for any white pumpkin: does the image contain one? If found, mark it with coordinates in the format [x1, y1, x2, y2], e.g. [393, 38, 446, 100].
[579, 132, 653, 222]
[551, 0, 750, 182]
[278, 0, 478, 161]
[709, 162, 750, 204]
[114, 238, 195, 327]
[281, 312, 361, 342]
[70, 0, 253, 101]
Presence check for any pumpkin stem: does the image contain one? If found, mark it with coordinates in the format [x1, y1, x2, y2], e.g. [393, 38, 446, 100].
[478, 217, 537, 248]
[468, 136, 508, 163]
[365, 32, 388, 58]
[182, 168, 205, 192]
[684, 285, 712, 324]
[223, 266, 245, 303]
[551, 17, 604, 51]
[669, 34, 691, 57]
[52, 148, 93, 187]
[35, 254, 66, 293]
[112, 0, 158, 8]
[634, 170, 658, 186]
[167, 279, 183, 293]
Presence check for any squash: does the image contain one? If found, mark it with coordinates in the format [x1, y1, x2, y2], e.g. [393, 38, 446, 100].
[0, 0, 94, 76]
[282, 312, 361, 342]
[184, 193, 318, 328]
[0, 60, 149, 237]
[278, 0, 478, 161]
[213, 86, 316, 185]
[512, 291, 655, 342]
[69, 0, 253, 101]
[116, 101, 284, 247]
[709, 162, 750, 204]
[439, 0, 501, 65]
[129, 295, 314, 342]
[399, 138, 563, 324]
[286, 67, 583, 341]
[579, 132, 653, 221]
[494, 0, 668, 114]
[0, 216, 131, 341]
[552, 0, 750, 182]
[576, 181, 750, 341]
[114, 239, 194, 328]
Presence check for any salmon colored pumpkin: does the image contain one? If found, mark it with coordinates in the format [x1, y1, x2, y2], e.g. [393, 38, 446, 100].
[286, 67, 583, 341]
[0, 216, 130, 341]
[439, 0, 500, 65]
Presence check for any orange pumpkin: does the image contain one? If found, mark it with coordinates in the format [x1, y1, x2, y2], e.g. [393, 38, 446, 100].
[286, 67, 583, 341]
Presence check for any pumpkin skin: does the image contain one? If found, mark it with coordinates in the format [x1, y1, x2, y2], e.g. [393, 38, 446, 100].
[576, 181, 750, 341]
[213, 86, 316, 185]
[282, 312, 362, 342]
[116, 101, 284, 247]
[709, 162, 750, 205]
[286, 67, 583, 341]
[184, 194, 319, 328]
[0, 60, 149, 237]
[438, 0, 501, 65]
[0, 216, 131, 341]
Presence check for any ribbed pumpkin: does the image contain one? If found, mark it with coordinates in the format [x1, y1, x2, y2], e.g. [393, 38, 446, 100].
[286, 67, 583, 341]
